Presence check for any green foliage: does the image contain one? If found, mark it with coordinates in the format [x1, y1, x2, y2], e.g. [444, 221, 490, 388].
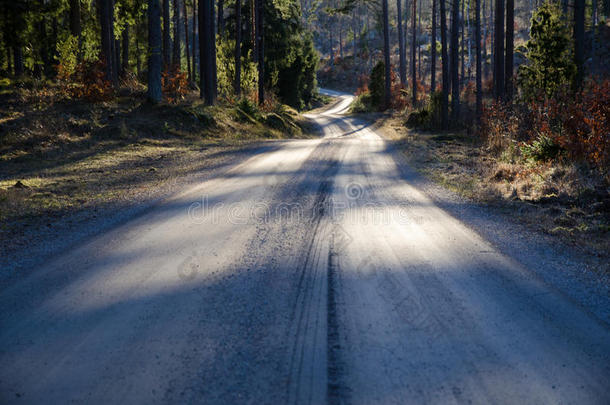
[264, 104, 301, 135]
[518, 1, 576, 100]
[520, 134, 564, 162]
[369, 61, 385, 111]
[405, 109, 430, 128]
[233, 96, 302, 135]
[216, 36, 258, 99]
[80, 25, 101, 63]
[426, 91, 443, 127]
[56, 35, 79, 77]
[263, 1, 318, 109]
[404, 92, 443, 129]
[350, 92, 373, 113]
[235, 98, 262, 122]
[426, 40, 442, 55]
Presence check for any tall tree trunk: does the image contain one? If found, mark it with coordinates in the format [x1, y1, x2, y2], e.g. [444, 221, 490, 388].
[489, 0, 493, 80]
[122, 25, 129, 76]
[482, 0, 487, 78]
[339, 19, 343, 59]
[461, 0, 465, 84]
[69, 0, 81, 38]
[211, 0, 218, 101]
[111, 0, 120, 80]
[382, 0, 391, 108]
[136, 23, 142, 77]
[352, 10, 357, 58]
[431, 0, 437, 92]
[193, 0, 198, 79]
[218, 0, 224, 35]
[163, 0, 170, 70]
[184, 0, 192, 82]
[114, 37, 121, 79]
[467, 0, 472, 81]
[173, 0, 182, 69]
[504, 0, 513, 99]
[440, 0, 449, 129]
[13, 46, 24, 76]
[366, 8, 371, 70]
[37, 1, 51, 77]
[148, 0, 163, 103]
[573, 0, 585, 88]
[475, 0, 482, 120]
[329, 25, 334, 65]
[51, 16, 59, 63]
[450, 0, 460, 121]
[200, 0, 216, 104]
[592, 0, 598, 69]
[418, 0, 422, 79]
[69, 0, 81, 59]
[256, 0, 264, 104]
[100, 0, 117, 85]
[251, 0, 256, 62]
[6, 46, 12, 76]
[235, 0, 242, 95]
[411, 0, 416, 105]
[493, 0, 504, 99]
[397, 0, 407, 86]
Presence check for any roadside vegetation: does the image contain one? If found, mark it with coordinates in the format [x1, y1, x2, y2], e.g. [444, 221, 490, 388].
[0, 0, 327, 259]
[339, 1, 609, 257]
[0, 78, 319, 257]
[1, 0, 608, 261]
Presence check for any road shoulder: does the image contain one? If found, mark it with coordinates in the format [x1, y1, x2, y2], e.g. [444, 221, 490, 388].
[372, 117, 610, 327]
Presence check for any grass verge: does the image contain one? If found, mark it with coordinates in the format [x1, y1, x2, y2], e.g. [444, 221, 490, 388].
[0, 84, 320, 259]
[375, 115, 609, 260]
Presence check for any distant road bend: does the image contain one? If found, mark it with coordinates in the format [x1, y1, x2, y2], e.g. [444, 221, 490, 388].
[1, 89, 609, 404]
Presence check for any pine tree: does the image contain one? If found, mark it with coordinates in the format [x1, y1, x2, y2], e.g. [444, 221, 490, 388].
[235, 0, 242, 95]
[163, 0, 171, 69]
[440, 0, 449, 129]
[200, 0, 217, 104]
[505, 0, 514, 99]
[172, 0, 182, 68]
[475, 0, 482, 119]
[218, 0, 225, 35]
[256, 0, 263, 104]
[451, 0, 460, 121]
[397, 0, 407, 86]
[493, 0, 504, 99]
[411, 0, 417, 105]
[100, 0, 117, 85]
[69, 0, 81, 60]
[148, 0, 163, 103]
[184, 0, 192, 82]
[382, 0, 391, 107]
[431, 0, 437, 92]
[518, 1, 575, 100]
[573, 0, 585, 88]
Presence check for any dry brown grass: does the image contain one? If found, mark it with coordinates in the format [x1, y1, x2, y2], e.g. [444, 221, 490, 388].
[0, 83, 318, 256]
[378, 115, 610, 257]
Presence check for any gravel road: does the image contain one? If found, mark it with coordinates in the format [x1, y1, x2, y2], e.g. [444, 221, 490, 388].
[1, 90, 609, 404]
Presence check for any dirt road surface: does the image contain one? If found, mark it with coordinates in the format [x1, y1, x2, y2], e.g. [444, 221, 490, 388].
[1, 90, 609, 404]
